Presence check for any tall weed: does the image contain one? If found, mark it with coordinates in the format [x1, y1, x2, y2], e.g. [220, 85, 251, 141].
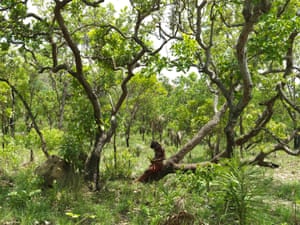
[213, 158, 268, 225]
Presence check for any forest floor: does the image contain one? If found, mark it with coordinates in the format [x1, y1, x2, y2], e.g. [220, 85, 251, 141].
[270, 153, 300, 182]
[1, 141, 300, 225]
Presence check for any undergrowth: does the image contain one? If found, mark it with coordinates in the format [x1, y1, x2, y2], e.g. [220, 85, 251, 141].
[0, 137, 299, 224]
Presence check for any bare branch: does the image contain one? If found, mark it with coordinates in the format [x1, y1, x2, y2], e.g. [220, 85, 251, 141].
[218, 10, 244, 28]
[276, 0, 290, 17]
[259, 69, 285, 75]
[26, 13, 44, 21]
[82, 0, 104, 7]
[195, 0, 208, 50]
[39, 64, 76, 76]
[278, 83, 300, 114]
[248, 129, 300, 168]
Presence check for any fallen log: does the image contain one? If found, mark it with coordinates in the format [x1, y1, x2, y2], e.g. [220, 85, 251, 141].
[137, 104, 228, 183]
[136, 141, 212, 183]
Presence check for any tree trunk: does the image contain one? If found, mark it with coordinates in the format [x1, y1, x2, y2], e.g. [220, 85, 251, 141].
[84, 129, 105, 190]
[137, 104, 227, 183]
[84, 126, 116, 190]
[0, 78, 49, 158]
[141, 127, 145, 141]
[84, 149, 101, 190]
[213, 134, 220, 158]
[125, 124, 131, 147]
[295, 135, 300, 149]
[113, 131, 117, 171]
[224, 120, 236, 158]
[9, 89, 15, 137]
[222, 1, 271, 158]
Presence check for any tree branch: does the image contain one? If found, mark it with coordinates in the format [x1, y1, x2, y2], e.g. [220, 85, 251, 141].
[248, 128, 300, 168]
[0, 78, 49, 158]
[54, 0, 103, 133]
[278, 83, 300, 114]
[235, 95, 278, 146]
[169, 103, 227, 164]
[82, 0, 104, 7]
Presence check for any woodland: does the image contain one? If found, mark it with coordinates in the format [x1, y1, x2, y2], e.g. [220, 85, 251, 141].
[0, 0, 300, 224]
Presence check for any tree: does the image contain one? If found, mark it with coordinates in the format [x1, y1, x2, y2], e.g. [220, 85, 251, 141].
[122, 73, 167, 147]
[137, 0, 300, 181]
[0, 0, 173, 189]
[1, 0, 300, 186]
[0, 50, 51, 157]
[170, 0, 300, 160]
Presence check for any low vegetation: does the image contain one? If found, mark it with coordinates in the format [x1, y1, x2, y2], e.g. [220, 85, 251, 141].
[0, 0, 300, 224]
[0, 135, 299, 225]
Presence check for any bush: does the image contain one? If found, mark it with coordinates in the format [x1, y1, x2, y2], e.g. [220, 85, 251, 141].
[170, 158, 270, 225]
[212, 158, 268, 225]
[42, 128, 64, 151]
[102, 147, 137, 179]
[59, 134, 88, 172]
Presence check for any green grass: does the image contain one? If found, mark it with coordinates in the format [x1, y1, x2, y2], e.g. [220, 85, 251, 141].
[1, 136, 300, 224]
[273, 182, 300, 201]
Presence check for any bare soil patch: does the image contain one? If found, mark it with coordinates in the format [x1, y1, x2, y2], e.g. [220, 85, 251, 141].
[269, 154, 300, 183]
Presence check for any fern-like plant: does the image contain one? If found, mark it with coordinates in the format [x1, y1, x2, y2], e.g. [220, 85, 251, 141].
[214, 158, 267, 225]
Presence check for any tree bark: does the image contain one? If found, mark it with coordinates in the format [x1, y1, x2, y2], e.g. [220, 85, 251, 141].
[223, 0, 271, 157]
[137, 104, 227, 182]
[84, 150, 101, 189]
[125, 125, 131, 148]
[169, 103, 227, 164]
[9, 89, 15, 137]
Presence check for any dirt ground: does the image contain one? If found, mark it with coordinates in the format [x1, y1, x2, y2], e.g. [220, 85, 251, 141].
[267, 154, 300, 183]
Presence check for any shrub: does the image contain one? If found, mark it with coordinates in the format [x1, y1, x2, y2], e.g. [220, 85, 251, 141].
[102, 147, 137, 179]
[59, 134, 88, 172]
[212, 158, 268, 225]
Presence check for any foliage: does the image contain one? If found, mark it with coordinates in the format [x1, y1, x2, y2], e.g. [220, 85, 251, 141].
[42, 128, 64, 151]
[5, 167, 43, 211]
[102, 147, 137, 180]
[59, 134, 87, 172]
[0, 0, 300, 223]
[173, 158, 269, 225]
[1, 147, 300, 224]
[214, 159, 266, 225]
[170, 34, 199, 72]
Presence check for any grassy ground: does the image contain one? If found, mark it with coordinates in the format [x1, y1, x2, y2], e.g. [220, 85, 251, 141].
[264, 153, 300, 225]
[0, 136, 300, 225]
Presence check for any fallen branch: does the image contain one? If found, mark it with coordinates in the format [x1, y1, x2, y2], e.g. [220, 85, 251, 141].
[245, 129, 300, 168]
[137, 104, 227, 183]
[169, 103, 227, 163]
